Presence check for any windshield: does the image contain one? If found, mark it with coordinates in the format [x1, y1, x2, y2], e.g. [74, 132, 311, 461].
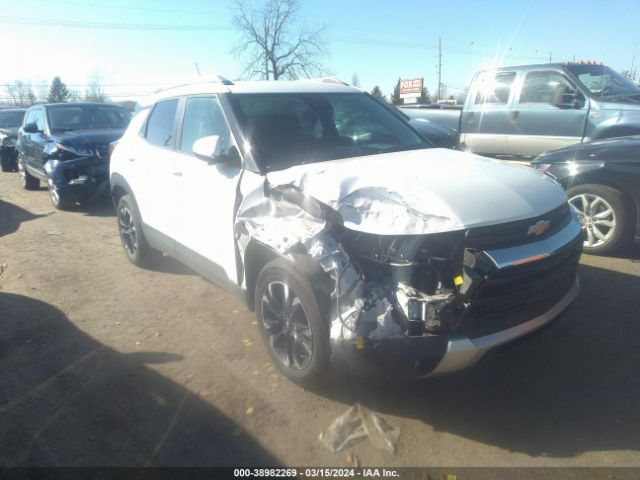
[47, 105, 130, 132]
[566, 64, 640, 99]
[229, 92, 429, 171]
[0, 110, 25, 128]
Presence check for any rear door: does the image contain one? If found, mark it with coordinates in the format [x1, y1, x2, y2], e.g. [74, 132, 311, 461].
[133, 98, 180, 252]
[171, 95, 242, 286]
[460, 70, 517, 155]
[507, 69, 588, 156]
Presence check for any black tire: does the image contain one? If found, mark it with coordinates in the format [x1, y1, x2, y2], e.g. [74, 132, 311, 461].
[17, 156, 39, 190]
[255, 258, 330, 385]
[116, 194, 160, 267]
[567, 183, 631, 255]
[46, 176, 73, 210]
[1, 152, 15, 172]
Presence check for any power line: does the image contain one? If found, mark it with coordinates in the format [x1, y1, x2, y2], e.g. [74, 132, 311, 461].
[26, 0, 230, 16]
[0, 16, 233, 31]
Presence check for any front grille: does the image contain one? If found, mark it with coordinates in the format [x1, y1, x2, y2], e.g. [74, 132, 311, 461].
[459, 238, 581, 339]
[466, 203, 571, 250]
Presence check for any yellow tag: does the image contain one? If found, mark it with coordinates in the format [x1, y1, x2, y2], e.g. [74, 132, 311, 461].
[454, 275, 464, 286]
[355, 337, 365, 350]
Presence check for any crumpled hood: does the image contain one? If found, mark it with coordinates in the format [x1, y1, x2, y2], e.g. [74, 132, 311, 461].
[0, 127, 19, 138]
[266, 148, 567, 235]
[52, 129, 125, 149]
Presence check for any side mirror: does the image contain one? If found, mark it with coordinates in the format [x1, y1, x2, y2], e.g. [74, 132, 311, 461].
[23, 122, 40, 134]
[192, 135, 224, 162]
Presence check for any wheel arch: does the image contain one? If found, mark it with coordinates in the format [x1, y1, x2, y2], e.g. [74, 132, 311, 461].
[242, 240, 333, 320]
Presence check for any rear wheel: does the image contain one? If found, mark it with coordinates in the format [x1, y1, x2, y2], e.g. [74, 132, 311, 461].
[255, 258, 330, 385]
[568, 184, 630, 255]
[116, 194, 160, 267]
[17, 156, 39, 190]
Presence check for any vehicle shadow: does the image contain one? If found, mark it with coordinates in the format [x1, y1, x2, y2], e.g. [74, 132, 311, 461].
[314, 263, 640, 459]
[0, 292, 279, 466]
[76, 196, 115, 218]
[0, 199, 47, 237]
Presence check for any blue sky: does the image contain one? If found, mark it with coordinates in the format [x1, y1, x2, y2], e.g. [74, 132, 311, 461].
[1, 0, 639, 102]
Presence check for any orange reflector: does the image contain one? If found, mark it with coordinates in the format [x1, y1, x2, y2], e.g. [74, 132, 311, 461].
[511, 254, 550, 266]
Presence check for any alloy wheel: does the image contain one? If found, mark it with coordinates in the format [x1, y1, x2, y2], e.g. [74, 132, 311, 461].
[48, 178, 60, 206]
[118, 205, 138, 256]
[18, 159, 26, 187]
[569, 193, 617, 248]
[260, 280, 313, 370]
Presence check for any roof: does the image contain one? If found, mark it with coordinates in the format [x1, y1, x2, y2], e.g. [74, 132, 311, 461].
[0, 108, 27, 112]
[151, 78, 360, 103]
[39, 102, 126, 109]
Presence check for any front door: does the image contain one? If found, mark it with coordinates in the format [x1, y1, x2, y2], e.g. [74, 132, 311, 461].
[507, 69, 588, 156]
[460, 70, 517, 155]
[172, 95, 242, 286]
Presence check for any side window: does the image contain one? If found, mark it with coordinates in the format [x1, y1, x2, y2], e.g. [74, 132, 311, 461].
[519, 71, 583, 108]
[23, 110, 34, 127]
[34, 110, 45, 131]
[474, 72, 516, 105]
[145, 99, 179, 148]
[179, 97, 231, 153]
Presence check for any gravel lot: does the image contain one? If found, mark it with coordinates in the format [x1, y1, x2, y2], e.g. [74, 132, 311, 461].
[1, 170, 639, 468]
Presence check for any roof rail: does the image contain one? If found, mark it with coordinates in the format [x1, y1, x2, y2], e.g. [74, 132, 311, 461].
[307, 77, 349, 86]
[154, 75, 234, 94]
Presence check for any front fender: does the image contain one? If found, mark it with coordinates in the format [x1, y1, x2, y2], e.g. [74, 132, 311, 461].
[587, 110, 640, 140]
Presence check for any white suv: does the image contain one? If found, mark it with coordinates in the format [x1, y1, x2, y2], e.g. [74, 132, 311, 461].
[110, 78, 583, 384]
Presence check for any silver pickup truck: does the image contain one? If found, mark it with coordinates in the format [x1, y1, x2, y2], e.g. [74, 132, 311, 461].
[400, 63, 640, 157]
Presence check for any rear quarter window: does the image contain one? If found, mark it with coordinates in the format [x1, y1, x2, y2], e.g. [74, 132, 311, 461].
[145, 99, 179, 148]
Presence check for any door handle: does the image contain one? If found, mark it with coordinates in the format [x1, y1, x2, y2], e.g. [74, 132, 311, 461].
[511, 111, 519, 122]
[128, 157, 136, 162]
[172, 171, 183, 177]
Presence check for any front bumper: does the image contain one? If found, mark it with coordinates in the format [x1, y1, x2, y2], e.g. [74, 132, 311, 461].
[429, 277, 579, 376]
[44, 157, 110, 203]
[334, 215, 583, 381]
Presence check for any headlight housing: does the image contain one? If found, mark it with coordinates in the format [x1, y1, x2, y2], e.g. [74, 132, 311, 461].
[532, 163, 552, 172]
[1, 136, 16, 147]
[44, 142, 96, 160]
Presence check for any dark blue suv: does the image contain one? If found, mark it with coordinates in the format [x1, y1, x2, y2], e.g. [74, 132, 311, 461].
[17, 103, 130, 209]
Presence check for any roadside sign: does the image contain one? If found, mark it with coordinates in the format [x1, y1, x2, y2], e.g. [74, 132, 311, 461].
[399, 78, 423, 98]
[403, 97, 418, 104]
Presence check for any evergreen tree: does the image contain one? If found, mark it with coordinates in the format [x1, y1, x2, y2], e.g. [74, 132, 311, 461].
[47, 77, 70, 103]
[418, 87, 431, 104]
[370, 85, 387, 102]
[390, 78, 402, 105]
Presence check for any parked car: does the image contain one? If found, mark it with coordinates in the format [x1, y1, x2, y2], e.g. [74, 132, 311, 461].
[0, 108, 26, 172]
[407, 117, 459, 149]
[110, 78, 582, 384]
[532, 135, 640, 254]
[401, 62, 640, 157]
[16, 103, 130, 209]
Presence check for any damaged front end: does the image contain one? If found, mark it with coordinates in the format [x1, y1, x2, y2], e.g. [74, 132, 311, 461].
[43, 142, 111, 203]
[235, 167, 582, 380]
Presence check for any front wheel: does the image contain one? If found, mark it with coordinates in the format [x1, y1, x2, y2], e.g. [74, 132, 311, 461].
[568, 184, 630, 255]
[255, 258, 330, 385]
[47, 176, 73, 210]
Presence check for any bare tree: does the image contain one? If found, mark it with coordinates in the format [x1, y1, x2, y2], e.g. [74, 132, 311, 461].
[232, 0, 327, 80]
[85, 71, 109, 102]
[5, 80, 36, 107]
[35, 80, 50, 104]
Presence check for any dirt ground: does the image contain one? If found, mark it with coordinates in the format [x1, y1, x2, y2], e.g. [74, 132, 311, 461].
[1, 170, 639, 468]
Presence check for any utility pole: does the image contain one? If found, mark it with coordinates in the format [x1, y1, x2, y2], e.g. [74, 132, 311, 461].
[631, 44, 637, 82]
[549, 51, 552, 63]
[194, 62, 201, 77]
[437, 37, 442, 101]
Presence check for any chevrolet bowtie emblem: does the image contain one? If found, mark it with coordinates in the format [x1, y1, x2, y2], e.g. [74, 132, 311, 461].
[527, 220, 550, 236]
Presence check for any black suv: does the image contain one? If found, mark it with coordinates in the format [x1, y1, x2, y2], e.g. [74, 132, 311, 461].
[0, 108, 27, 172]
[17, 103, 130, 209]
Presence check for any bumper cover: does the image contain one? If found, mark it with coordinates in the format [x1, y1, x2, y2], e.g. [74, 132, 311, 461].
[44, 157, 110, 202]
[429, 276, 579, 376]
